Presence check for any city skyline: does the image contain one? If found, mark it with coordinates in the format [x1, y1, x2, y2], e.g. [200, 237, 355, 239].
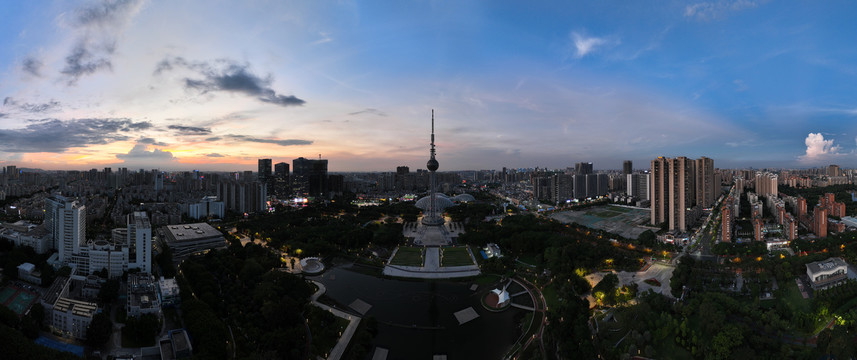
[2, 1, 857, 171]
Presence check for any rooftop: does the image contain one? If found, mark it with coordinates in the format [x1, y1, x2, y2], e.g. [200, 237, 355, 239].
[164, 223, 223, 242]
[806, 257, 848, 275]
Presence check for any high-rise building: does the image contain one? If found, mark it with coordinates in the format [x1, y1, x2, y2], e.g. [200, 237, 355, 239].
[154, 171, 164, 191]
[627, 173, 650, 200]
[573, 175, 587, 199]
[828, 164, 841, 177]
[274, 162, 289, 179]
[45, 196, 87, 265]
[814, 205, 827, 238]
[754, 172, 778, 197]
[293, 157, 329, 197]
[575, 162, 593, 176]
[650, 157, 693, 232]
[721, 201, 733, 243]
[127, 212, 152, 274]
[273, 162, 290, 197]
[695, 157, 715, 208]
[622, 160, 632, 175]
[258, 159, 272, 182]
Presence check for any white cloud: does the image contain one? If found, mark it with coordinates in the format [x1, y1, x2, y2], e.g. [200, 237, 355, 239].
[798, 133, 841, 163]
[571, 32, 612, 59]
[684, 0, 761, 21]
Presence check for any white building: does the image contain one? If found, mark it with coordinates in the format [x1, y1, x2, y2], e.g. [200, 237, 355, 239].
[45, 196, 86, 266]
[17, 262, 41, 285]
[0, 221, 51, 254]
[806, 257, 849, 290]
[157, 277, 180, 307]
[187, 196, 225, 220]
[127, 212, 152, 274]
[42, 276, 99, 340]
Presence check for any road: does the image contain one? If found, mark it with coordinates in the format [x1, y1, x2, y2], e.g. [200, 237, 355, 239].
[514, 277, 549, 358]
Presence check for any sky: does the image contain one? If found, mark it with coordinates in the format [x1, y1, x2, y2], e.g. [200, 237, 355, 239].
[1, 1, 857, 172]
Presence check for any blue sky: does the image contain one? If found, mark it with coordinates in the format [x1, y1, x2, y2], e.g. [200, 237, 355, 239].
[1, 0, 856, 171]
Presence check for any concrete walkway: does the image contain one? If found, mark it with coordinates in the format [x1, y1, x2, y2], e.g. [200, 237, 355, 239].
[310, 281, 362, 360]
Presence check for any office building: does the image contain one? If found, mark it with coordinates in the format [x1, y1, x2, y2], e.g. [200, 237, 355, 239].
[163, 223, 227, 258]
[293, 157, 329, 198]
[258, 159, 272, 182]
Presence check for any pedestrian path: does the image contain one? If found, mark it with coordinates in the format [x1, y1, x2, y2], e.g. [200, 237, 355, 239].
[309, 281, 362, 360]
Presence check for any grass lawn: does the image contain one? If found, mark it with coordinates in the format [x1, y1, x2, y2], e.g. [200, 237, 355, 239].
[308, 306, 349, 357]
[442, 246, 475, 266]
[780, 280, 812, 315]
[473, 274, 501, 286]
[541, 283, 560, 310]
[517, 254, 540, 267]
[389, 246, 423, 266]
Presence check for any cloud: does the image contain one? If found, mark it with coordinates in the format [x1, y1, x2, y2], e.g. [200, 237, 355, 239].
[167, 125, 211, 135]
[155, 57, 305, 107]
[138, 137, 167, 146]
[21, 57, 43, 77]
[798, 133, 842, 163]
[733, 79, 748, 92]
[205, 136, 222, 142]
[116, 143, 174, 160]
[684, 0, 761, 21]
[348, 108, 387, 117]
[571, 32, 615, 59]
[0, 118, 152, 152]
[224, 134, 312, 146]
[60, 0, 145, 85]
[206, 153, 225, 157]
[3, 97, 62, 113]
[61, 44, 113, 84]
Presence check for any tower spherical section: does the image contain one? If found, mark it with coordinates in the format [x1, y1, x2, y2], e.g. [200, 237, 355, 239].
[427, 158, 439, 172]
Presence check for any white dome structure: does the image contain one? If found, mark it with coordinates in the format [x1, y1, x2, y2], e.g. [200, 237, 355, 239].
[415, 194, 455, 212]
[452, 194, 476, 203]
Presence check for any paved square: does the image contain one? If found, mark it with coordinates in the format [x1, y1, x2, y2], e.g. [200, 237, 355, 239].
[349, 299, 372, 315]
[453, 307, 479, 325]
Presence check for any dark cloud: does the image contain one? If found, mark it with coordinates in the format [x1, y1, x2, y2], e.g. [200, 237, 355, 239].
[206, 153, 225, 157]
[0, 118, 153, 152]
[2, 97, 62, 113]
[60, 0, 143, 85]
[225, 134, 312, 146]
[0, 113, 6, 118]
[348, 108, 387, 117]
[21, 57, 43, 77]
[61, 44, 113, 85]
[76, 0, 142, 26]
[138, 137, 168, 146]
[156, 57, 305, 107]
[116, 143, 174, 160]
[167, 125, 211, 135]
[205, 136, 222, 142]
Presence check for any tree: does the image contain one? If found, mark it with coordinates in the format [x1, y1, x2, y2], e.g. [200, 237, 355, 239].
[86, 313, 113, 347]
[99, 279, 120, 305]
